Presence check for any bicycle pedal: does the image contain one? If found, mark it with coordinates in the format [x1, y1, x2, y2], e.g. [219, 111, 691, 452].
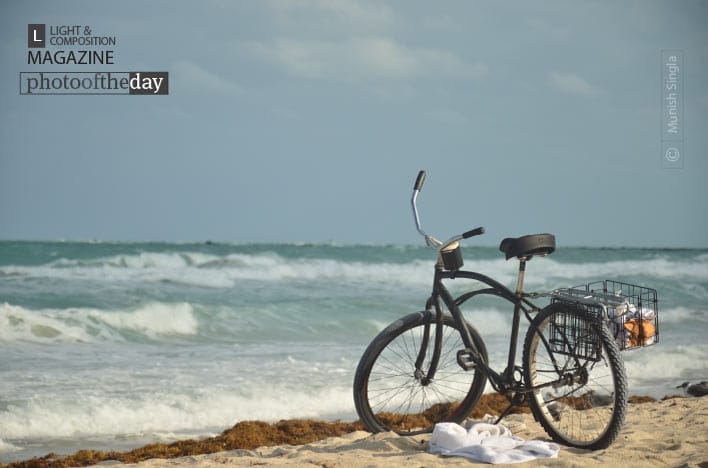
[456, 348, 478, 371]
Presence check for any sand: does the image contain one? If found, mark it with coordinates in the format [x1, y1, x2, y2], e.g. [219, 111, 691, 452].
[120, 397, 708, 468]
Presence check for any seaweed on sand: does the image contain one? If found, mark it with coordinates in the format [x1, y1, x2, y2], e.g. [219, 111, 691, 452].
[2, 393, 659, 468]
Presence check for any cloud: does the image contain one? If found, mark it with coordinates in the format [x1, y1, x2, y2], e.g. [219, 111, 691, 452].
[421, 14, 458, 30]
[269, 106, 301, 121]
[172, 61, 244, 97]
[265, 0, 394, 30]
[245, 36, 487, 83]
[547, 72, 597, 97]
[430, 107, 470, 126]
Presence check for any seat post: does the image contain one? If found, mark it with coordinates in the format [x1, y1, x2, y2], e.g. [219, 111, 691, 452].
[504, 257, 528, 385]
[515, 258, 527, 296]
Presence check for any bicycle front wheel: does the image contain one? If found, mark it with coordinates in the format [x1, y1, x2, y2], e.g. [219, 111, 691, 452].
[523, 302, 627, 450]
[353, 310, 488, 436]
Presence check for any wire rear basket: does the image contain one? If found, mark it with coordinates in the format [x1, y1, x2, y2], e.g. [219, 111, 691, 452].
[548, 299, 604, 361]
[550, 280, 659, 352]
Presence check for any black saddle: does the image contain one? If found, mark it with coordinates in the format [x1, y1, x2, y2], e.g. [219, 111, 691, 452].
[499, 234, 556, 260]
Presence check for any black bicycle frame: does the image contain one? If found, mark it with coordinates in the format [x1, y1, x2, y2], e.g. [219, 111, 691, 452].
[421, 267, 541, 393]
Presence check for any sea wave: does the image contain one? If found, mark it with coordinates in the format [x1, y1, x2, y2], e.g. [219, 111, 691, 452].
[0, 439, 20, 453]
[0, 252, 431, 288]
[0, 302, 198, 344]
[0, 299, 703, 346]
[1, 250, 706, 290]
[658, 306, 708, 324]
[623, 342, 708, 396]
[0, 385, 354, 440]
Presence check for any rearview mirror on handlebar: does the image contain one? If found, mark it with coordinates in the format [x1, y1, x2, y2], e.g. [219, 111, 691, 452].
[414, 170, 426, 191]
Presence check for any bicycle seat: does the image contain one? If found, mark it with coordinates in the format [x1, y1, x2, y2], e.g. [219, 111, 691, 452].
[499, 234, 556, 260]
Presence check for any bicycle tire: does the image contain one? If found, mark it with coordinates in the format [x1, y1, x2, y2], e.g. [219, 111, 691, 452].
[523, 302, 627, 450]
[353, 310, 488, 436]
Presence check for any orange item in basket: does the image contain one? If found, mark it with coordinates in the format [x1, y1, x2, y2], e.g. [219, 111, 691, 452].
[624, 319, 656, 347]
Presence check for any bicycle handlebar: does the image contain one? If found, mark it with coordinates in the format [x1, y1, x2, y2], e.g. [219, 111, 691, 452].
[413, 170, 426, 191]
[462, 227, 485, 239]
[410, 170, 484, 250]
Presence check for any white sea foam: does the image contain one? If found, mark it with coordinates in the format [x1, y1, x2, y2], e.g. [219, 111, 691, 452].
[658, 306, 707, 324]
[79, 303, 198, 337]
[0, 439, 20, 453]
[0, 385, 355, 440]
[0, 303, 97, 343]
[0, 302, 198, 343]
[532, 256, 708, 283]
[456, 307, 513, 337]
[2, 250, 705, 290]
[623, 343, 708, 396]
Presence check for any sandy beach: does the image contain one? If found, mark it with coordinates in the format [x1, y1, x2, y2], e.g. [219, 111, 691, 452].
[113, 397, 707, 468]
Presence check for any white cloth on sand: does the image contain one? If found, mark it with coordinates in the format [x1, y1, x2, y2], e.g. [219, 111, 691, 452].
[429, 422, 560, 464]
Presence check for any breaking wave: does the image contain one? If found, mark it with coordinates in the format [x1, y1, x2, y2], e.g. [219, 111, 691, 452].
[1, 250, 706, 290]
[0, 302, 198, 344]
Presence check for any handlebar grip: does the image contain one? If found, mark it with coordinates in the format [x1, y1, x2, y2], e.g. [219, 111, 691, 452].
[462, 227, 485, 239]
[413, 170, 426, 191]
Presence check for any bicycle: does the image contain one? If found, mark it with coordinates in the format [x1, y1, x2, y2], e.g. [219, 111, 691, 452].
[353, 171, 659, 450]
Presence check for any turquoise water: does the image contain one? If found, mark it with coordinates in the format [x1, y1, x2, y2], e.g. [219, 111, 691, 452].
[1, 241, 707, 461]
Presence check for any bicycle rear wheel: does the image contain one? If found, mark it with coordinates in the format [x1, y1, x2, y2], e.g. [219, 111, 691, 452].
[523, 302, 627, 450]
[353, 310, 487, 436]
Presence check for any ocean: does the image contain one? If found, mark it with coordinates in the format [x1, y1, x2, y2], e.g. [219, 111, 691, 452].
[1, 241, 706, 462]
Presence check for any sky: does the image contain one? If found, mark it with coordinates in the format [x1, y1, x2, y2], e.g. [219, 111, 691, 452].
[1, 1, 707, 248]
